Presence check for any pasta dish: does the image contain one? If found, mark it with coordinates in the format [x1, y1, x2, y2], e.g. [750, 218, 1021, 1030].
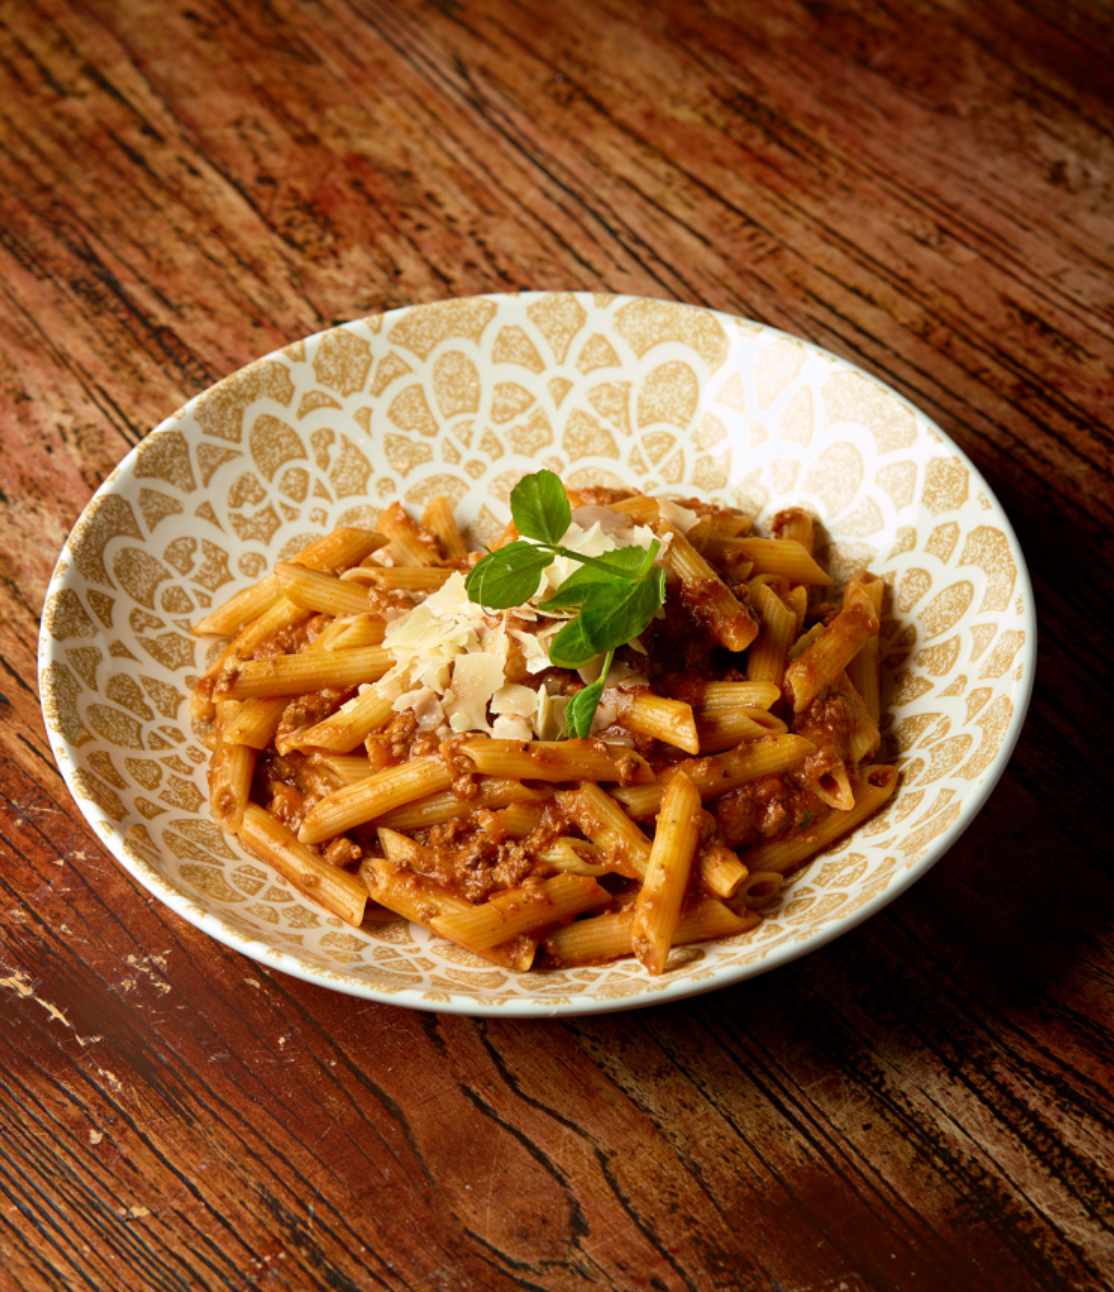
[191, 474, 896, 975]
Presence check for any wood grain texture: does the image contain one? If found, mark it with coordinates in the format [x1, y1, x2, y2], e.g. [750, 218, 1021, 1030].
[1, 0, 1112, 1288]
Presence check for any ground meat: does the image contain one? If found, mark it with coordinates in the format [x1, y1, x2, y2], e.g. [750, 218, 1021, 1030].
[254, 749, 342, 831]
[571, 486, 636, 508]
[276, 688, 351, 747]
[613, 750, 648, 786]
[367, 710, 419, 770]
[420, 817, 471, 850]
[792, 692, 855, 766]
[639, 596, 720, 673]
[406, 824, 543, 902]
[653, 670, 713, 708]
[265, 780, 306, 833]
[769, 506, 812, 543]
[714, 773, 810, 848]
[247, 614, 330, 661]
[324, 837, 362, 868]
[411, 734, 441, 760]
[363, 587, 418, 618]
[439, 732, 479, 798]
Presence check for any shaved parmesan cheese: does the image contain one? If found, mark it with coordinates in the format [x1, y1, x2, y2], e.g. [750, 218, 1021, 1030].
[491, 683, 539, 720]
[493, 715, 534, 741]
[591, 701, 619, 734]
[658, 499, 701, 533]
[423, 571, 472, 617]
[392, 686, 446, 731]
[535, 688, 570, 740]
[606, 661, 649, 689]
[444, 652, 505, 733]
[510, 628, 553, 674]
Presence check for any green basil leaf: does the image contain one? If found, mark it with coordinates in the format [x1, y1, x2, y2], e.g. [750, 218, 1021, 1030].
[539, 543, 661, 611]
[564, 647, 615, 738]
[548, 616, 598, 668]
[464, 542, 552, 609]
[537, 563, 620, 612]
[510, 470, 571, 545]
[575, 575, 663, 654]
[555, 544, 650, 576]
[565, 677, 605, 739]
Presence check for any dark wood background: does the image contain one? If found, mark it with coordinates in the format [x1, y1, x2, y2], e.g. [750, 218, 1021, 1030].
[2, 1, 1112, 1288]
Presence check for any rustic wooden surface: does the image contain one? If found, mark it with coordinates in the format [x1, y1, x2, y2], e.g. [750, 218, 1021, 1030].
[1, 1, 1112, 1288]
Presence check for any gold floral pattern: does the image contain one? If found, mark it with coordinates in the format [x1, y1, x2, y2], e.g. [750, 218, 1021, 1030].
[39, 293, 1035, 1016]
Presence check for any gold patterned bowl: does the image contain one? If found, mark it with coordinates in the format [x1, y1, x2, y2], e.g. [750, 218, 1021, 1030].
[39, 293, 1035, 1015]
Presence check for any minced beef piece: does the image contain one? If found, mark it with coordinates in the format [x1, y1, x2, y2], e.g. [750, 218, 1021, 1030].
[367, 710, 419, 770]
[277, 687, 351, 747]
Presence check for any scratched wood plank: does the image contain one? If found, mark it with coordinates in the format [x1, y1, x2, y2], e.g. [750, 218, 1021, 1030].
[0, 0, 1112, 1288]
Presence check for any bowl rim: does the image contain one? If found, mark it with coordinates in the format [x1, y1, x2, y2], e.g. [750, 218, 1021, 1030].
[38, 291, 1037, 1016]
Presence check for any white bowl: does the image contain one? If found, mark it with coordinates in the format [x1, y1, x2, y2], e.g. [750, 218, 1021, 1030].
[39, 292, 1035, 1016]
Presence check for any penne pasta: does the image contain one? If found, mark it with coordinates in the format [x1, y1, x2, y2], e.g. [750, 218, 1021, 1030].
[769, 506, 815, 554]
[483, 803, 547, 838]
[733, 870, 785, 909]
[556, 783, 652, 879]
[460, 738, 654, 784]
[320, 615, 387, 650]
[660, 524, 760, 653]
[283, 687, 396, 754]
[362, 567, 454, 592]
[299, 756, 456, 844]
[845, 575, 885, 722]
[614, 734, 816, 818]
[700, 681, 781, 712]
[376, 778, 554, 831]
[545, 899, 761, 967]
[811, 759, 855, 811]
[218, 646, 393, 699]
[619, 693, 700, 754]
[422, 495, 470, 561]
[431, 874, 612, 951]
[220, 697, 287, 750]
[697, 706, 787, 754]
[377, 501, 440, 566]
[784, 584, 808, 636]
[311, 753, 375, 785]
[192, 527, 384, 637]
[274, 563, 373, 618]
[361, 855, 535, 971]
[833, 671, 881, 765]
[239, 805, 367, 926]
[729, 537, 831, 585]
[632, 771, 702, 974]
[208, 737, 255, 833]
[746, 581, 797, 686]
[784, 598, 879, 713]
[697, 842, 748, 899]
[194, 480, 896, 975]
[537, 838, 608, 876]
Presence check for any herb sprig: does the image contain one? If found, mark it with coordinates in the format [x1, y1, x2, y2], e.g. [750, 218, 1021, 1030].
[464, 470, 667, 738]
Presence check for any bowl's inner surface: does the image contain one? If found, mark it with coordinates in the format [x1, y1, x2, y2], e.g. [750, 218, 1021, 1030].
[39, 293, 1032, 1014]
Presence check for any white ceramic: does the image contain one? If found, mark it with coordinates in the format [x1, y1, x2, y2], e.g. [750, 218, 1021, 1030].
[39, 292, 1035, 1016]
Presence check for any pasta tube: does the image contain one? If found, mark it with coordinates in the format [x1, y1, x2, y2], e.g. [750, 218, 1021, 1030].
[239, 805, 367, 926]
[632, 771, 702, 974]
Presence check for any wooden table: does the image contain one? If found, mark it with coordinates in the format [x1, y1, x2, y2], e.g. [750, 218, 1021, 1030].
[2, 2, 1112, 1288]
